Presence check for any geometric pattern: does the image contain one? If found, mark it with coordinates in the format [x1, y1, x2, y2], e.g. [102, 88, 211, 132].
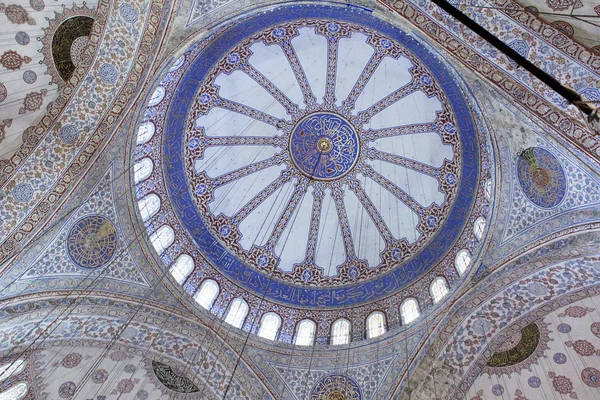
[310, 374, 361, 400]
[517, 147, 566, 208]
[66, 215, 117, 269]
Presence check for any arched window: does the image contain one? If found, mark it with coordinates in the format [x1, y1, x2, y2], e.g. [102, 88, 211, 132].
[294, 319, 316, 346]
[366, 311, 386, 339]
[170, 254, 194, 284]
[430, 277, 449, 303]
[0, 383, 28, 400]
[0, 360, 25, 382]
[148, 86, 165, 106]
[150, 225, 174, 255]
[137, 121, 155, 144]
[473, 217, 486, 241]
[224, 298, 249, 328]
[257, 312, 281, 341]
[455, 249, 472, 276]
[401, 298, 420, 325]
[485, 179, 492, 200]
[134, 158, 154, 183]
[331, 319, 351, 345]
[194, 279, 219, 310]
[138, 194, 160, 222]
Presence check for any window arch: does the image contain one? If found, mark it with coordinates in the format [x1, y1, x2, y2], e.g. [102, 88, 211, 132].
[194, 279, 219, 310]
[170, 254, 194, 284]
[473, 217, 486, 241]
[137, 121, 155, 144]
[485, 179, 492, 200]
[430, 277, 449, 303]
[294, 319, 316, 346]
[0, 383, 28, 400]
[366, 311, 386, 339]
[401, 298, 420, 325]
[331, 318, 351, 345]
[257, 312, 281, 341]
[0, 360, 25, 382]
[150, 225, 174, 255]
[224, 298, 249, 329]
[138, 194, 160, 222]
[134, 158, 154, 183]
[455, 249, 472, 276]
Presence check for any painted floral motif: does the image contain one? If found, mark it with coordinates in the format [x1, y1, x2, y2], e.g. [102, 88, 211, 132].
[19, 89, 47, 114]
[514, 389, 529, 400]
[61, 352, 82, 368]
[558, 305, 594, 318]
[91, 369, 108, 384]
[58, 381, 77, 398]
[591, 322, 600, 338]
[469, 389, 484, 400]
[0, 4, 35, 24]
[0, 119, 11, 143]
[545, 0, 583, 12]
[0, 50, 31, 70]
[549, 372, 577, 398]
[566, 339, 600, 356]
[0, 83, 6, 103]
[116, 378, 137, 393]
[550, 21, 574, 37]
[517, 147, 566, 209]
[581, 367, 600, 388]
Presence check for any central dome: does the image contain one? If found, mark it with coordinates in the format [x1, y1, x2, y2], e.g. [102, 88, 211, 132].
[156, 5, 484, 309]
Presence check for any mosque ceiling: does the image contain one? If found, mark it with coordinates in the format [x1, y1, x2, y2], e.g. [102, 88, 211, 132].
[1, 0, 600, 398]
[0, 0, 99, 162]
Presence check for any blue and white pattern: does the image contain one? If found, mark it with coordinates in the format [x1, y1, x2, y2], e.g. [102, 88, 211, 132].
[160, 7, 482, 307]
[310, 374, 361, 400]
[517, 147, 566, 209]
[67, 215, 118, 269]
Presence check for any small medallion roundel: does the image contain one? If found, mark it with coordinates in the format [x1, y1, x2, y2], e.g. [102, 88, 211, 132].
[517, 147, 566, 208]
[67, 215, 117, 269]
[310, 375, 361, 400]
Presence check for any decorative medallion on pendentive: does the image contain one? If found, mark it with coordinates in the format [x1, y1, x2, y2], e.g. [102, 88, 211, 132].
[39, 5, 96, 85]
[310, 375, 362, 400]
[290, 113, 359, 180]
[517, 147, 566, 208]
[66, 215, 117, 269]
[151, 361, 199, 393]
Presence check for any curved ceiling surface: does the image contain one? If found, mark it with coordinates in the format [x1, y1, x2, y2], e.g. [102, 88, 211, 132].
[161, 5, 482, 308]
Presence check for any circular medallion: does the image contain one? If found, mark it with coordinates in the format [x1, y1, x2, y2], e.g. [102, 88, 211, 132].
[158, 5, 482, 307]
[0, 83, 6, 103]
[553, 352, 567, 364]
[310, 375, 361, 400]
[15, 31, 30, 45]
[66, 216, 117, 269]
[517, 147, 566, 208]
[592, 322, 600, 338]
[528, 376, 541, 388]
[23, 70, 37, 84]
[557, 323, 571, 333]
[289, 113, 359, 180]
[12, 183, 33, 202]
[582, 367, 600, 388]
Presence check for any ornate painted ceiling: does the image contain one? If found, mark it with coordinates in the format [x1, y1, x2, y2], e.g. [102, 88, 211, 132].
[1, 0, 600, 398]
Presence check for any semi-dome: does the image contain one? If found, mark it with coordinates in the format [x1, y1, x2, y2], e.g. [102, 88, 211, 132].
[133, 4, 492, 344]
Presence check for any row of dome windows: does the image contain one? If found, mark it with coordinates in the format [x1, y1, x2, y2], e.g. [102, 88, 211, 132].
[135, 152, 489, 344]
[0, 360, 28, 400]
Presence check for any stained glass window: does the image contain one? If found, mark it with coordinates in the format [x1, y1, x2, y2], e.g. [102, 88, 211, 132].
[257, 313, 281, 341]
[150, 225, 174, 255]
[331, 319, 351, 345]
[366, 311, 386, 339]
[455, 249, 472, 275]
[194, 279, 219, 310]
[430, 277, 449, 303]
[134, 158, 154, 183]
[401, 298, 420, 325]
[294, 319, 316, 346]
[170, 254, 194, 284]
[224, 298, 249, 328]
[138, 194, 160, 222]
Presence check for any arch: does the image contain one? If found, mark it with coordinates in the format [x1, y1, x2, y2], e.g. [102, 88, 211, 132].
[257, 312, 281, 341]
[401, 298, 420, 325]
[194, 279, 219, 310]
[366, 311, 386, 339]
[0, 359, 25, 382]
[473, 217, 486, 241]
[137, 121, 155, 144]
[331, 318, 351, 345]
[294, 319, 316, 346]
[485, 179, 492, 200]
[138, 193, 160, 222]
[224, 298, 249, 329]
[430, 277, 449, 303]
[134, 158, 154, 183]
[455, 249, 472, 276]
[170, 254, 194, 284]
[0, 383, 28, 400]
[150, 225, 174, 255]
